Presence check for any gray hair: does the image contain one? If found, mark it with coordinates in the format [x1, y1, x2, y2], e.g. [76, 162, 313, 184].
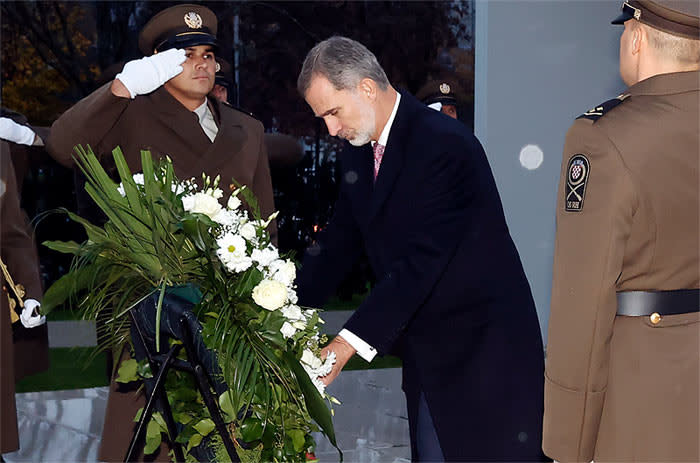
[297, 36, 390, 96]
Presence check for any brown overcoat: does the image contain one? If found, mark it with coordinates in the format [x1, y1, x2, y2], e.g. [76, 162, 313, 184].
[0, 110, 50, 382]
[0, 146, 23, 454]
[543, 71, 700, 462]
[46, 83, 277, 462]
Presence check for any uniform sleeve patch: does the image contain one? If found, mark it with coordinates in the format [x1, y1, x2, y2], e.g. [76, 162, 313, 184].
[565, 154, 590, 212]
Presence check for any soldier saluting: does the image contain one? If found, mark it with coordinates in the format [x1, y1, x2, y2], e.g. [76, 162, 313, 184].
[543, 1, 699, 461]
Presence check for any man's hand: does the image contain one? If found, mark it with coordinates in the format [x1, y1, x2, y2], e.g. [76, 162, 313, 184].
[319, 335, 356, 386]
[20, 298, 45, 328]
[0, 117, 37, 146]
[114, 48, 186, 99]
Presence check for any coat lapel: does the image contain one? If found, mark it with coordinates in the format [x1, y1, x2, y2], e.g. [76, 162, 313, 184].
[367, 92, 411, 224]
[199, 99, 247, 171]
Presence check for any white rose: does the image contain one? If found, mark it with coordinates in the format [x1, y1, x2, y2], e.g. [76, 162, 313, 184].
[227, 195, 241, 210]
[281, 304, 303, 321]
[301, 349, 322, 370]
[280, 321, 297, 339]
[252, 279, 288, 311]
[183, 192, 223, 219]
[270, 259, 296, 287]
[240, 222, 257, 242]
[252, 246, 279, 268]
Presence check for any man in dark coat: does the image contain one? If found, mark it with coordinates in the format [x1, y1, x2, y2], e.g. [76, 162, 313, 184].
[296, 36, 545, 461]
[46, 4, 276, 461]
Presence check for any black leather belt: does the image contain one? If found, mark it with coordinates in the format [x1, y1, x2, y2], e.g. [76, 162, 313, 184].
[616, 289, 700, 316]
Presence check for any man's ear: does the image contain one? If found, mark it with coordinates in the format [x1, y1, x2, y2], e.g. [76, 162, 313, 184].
[632, 23, 644, 55]
[358, 78, 377, 100]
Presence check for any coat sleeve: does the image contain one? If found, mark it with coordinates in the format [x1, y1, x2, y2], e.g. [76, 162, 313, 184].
[296, 173, 364, 309]
[542, 120, 636, 462]
[342, 135, 475, 355]
[0, 145, 42, 300]
[46, 82, 130, 167]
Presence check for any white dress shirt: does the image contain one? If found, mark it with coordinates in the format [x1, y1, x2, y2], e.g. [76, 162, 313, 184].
[338, 90, 401, 362]
[193, 100, 218, 142]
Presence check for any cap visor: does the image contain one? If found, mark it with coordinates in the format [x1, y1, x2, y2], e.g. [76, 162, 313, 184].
[157, 34, 218, 53]
[611, 11, 633, 24]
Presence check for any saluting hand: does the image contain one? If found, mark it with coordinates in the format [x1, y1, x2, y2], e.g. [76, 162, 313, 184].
[0, 117, 38, 146]
[114, 48, 186, 99]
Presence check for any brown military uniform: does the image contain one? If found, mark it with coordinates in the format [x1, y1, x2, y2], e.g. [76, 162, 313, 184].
[46, 76, 276, 463]
[1, 140, 47, 453]
[47, 84, 276, 234]
[0, 111, 50, 383]
[1, 145, 22, 454]
[543, 71, 699, 461]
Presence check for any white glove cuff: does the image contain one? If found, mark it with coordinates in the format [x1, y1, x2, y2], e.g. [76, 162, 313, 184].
[0, 118, 36, 145]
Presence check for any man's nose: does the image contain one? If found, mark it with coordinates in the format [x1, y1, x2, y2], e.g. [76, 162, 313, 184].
[191, 56, 208, 69]
[325, 118, 340, 137]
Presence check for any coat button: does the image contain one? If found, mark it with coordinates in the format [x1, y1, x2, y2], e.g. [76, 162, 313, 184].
[650, 312, 662, 325]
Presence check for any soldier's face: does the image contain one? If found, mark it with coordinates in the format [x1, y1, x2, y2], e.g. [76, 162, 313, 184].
[305, 75, 376, 147]
[164, 45, 216, 106]
[441, 104, 458, 119]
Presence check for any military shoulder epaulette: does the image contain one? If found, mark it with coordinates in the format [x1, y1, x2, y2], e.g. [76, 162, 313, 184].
[577, 93, 630, 121]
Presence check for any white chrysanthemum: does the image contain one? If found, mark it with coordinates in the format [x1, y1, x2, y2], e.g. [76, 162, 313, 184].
[269, 259, 296, 287]
[227, 195, 241, 210]
[280, 321, 297, 339]
[252, 246, 279, 268]
[183, 192, 223, 219]
[301, 351, 336, 395]
[212, 209, 239, 227]
[216, 233, 252, 273]
[281, 304, 303, 321]
[239, 222, 257, 242]
[252, 279, 288, 311]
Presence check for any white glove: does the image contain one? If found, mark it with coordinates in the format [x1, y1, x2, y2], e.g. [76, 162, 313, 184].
[20, 298, 46, 328]
[115, 48, 186, 99]
[0, 117, 36, 146]
[427, 102, 442, 112]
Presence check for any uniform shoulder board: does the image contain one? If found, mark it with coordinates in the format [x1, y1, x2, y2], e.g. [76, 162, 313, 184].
[576, 93, 630, 121]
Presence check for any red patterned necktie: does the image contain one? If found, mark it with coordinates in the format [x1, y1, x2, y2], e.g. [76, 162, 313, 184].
[373, 143, 385, 181]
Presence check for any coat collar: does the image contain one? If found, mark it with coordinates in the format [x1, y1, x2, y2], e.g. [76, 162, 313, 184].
[628, 70, 700, 97]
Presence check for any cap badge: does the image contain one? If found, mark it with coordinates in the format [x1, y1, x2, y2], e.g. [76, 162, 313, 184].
[215, 62, 221, 73]
[184, 12, 203, 29]
[439, 83, 451, 94]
